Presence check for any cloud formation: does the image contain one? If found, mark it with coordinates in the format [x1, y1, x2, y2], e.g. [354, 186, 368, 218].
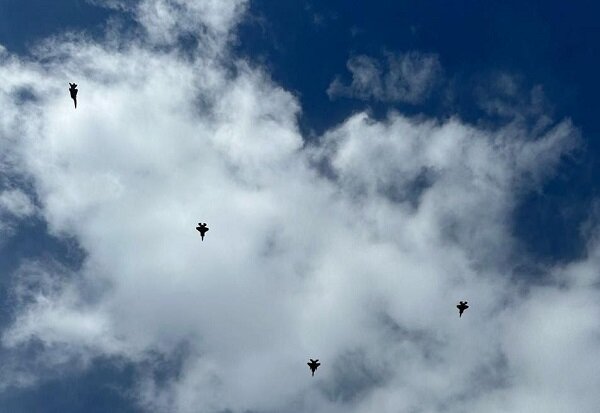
[328, 51, 442, 104]
[0, 1, 599, 413]
[0, 188, 35, 238]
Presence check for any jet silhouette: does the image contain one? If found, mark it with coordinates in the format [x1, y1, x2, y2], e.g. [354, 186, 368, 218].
[196, 222, 209, 241]
[457, 301, 469, 318]
[307, 359, 320, 376]
[69, 83, 78, 108]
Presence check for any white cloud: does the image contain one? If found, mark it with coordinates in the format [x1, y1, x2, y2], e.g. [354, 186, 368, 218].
[0, 189, 35, 236]
[0, 189, 35, 218]
[474, 72, 555, 128]
[328, 51, 442, 104]
[90, 0, 247, 49]
[0, 1, 598, 412]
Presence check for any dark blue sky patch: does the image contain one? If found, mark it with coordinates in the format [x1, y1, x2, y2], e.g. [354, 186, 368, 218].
[0, 339, 193, 413]
[0, 219, 85, 275]
[512, 149, 596, 266]
[0, 0, 117, 54]
[0, 353, 142, 413]
[236, 0, 600, 134]
[0, 218, 86, 329]
[235, 0, 600, 266]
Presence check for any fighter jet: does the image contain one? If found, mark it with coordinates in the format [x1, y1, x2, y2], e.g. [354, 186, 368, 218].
[457, 301, 469, 318]
[307, 359, 320, 376]
[196, 222, 209, 241]
[69, 83, 78, 108]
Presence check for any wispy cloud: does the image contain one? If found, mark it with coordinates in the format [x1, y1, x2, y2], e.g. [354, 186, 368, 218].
[0, 189, 34, 218]
[328, 51, 442, 104]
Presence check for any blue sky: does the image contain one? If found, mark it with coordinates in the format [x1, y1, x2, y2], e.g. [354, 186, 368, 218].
[1, 1, 600, 412]
[234, 0, 600, 263]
